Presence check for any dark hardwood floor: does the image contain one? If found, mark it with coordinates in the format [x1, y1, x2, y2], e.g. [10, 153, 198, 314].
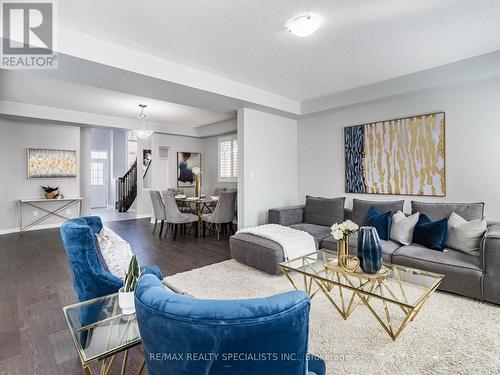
[0, 218, 231, 374]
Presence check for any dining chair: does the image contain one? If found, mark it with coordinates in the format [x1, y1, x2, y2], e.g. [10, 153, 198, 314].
[164, 191, 199, 240]
[213, 187, 226, 196]
[202, 191, 237, 240]
[167, 187, 184, 195]
[165, 188, 191, 213]
[135, 274, 326, 375]
[150, 190, 167, 237]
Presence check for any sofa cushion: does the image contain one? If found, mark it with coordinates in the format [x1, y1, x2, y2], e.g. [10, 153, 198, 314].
[303, 196, 345, 227]
[392, 243, 482, 299]
[390, 211, 420, 246]
[289, 223, 331, 249]
[321, 235, 402, 263]
[365, 207, 393, 240]
[350, 199, 404, 226]
[230, 233, 285, 275]
[446, 212, 487, 255]
[413, 215, 448, 251]
[411, 201, 484, 221]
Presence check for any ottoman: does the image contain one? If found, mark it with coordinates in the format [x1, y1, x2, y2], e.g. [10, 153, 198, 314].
[229, 233, 285, 275]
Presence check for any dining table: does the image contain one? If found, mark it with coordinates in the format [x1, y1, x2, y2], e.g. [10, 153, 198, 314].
[175, 196, 219, 231]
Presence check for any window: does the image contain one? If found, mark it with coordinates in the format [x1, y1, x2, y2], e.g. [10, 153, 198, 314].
[91, 151, 107, 159]
[127, 131, 138, 168]
[218, 135, 238, 181]
[91, 162, 104, 185]
[127, 131, 138, 141]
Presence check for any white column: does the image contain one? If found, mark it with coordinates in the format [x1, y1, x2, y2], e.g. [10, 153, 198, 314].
[79, 127, 92, 216]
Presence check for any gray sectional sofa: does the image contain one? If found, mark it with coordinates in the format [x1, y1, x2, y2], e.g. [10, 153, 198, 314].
[265, 198, 500, 305]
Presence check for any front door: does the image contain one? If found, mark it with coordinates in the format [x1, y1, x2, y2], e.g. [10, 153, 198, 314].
[90, 151, 108, 208]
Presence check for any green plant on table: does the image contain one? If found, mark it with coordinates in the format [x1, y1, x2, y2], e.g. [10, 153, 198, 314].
[124, 255, 143, 292]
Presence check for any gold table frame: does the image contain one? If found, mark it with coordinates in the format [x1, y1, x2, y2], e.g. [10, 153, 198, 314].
[63, 281, 182, 374]
[280, 250, 444, 341]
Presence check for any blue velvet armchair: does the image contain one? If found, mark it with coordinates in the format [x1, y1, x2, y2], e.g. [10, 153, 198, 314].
[135, 274, 326, 375]
[60, 216, 163, 327]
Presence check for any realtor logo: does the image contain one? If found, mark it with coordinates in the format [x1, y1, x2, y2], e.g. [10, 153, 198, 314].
[1, 0, 57, 69]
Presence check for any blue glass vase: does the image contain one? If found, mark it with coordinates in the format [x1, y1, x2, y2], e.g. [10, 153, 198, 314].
[357, 226, 383, 274]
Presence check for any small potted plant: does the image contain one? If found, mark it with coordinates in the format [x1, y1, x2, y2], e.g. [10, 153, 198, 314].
[41, 185, 59, 199]
[118, 255, 143, 315]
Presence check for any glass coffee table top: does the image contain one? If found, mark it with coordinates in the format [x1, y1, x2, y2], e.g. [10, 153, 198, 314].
[63, 293, 140, 366]
[281, 249, 444, 309]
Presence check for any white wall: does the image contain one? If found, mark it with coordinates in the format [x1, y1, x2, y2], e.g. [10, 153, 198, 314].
[238, 108, 298, 227]
[298, 77, 500, 220]
[0, 119, 80, 232]
[202, 134, 238, 194]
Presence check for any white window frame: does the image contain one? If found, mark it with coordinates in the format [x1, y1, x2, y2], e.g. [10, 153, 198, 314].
[218, 135, 238, 182]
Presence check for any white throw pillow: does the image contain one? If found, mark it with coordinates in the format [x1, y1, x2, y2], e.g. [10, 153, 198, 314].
[390, 211, 420, 246]
[95, 226, 134, 279]
[446, 212, 487, 255]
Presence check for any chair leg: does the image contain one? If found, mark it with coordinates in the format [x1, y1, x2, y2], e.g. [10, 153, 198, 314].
[194, 222, 199, 238]
[152, 220, 157, 234]
[203, 222, 206, 237]
[216, 224, 221, 240]
[159, 220, 164, 237]
[164, 222, 170, 238]
[229, 222, 235, 235]
[173, 224, 178, 241]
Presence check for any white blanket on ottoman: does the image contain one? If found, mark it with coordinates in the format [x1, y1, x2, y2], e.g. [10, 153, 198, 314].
[236, 224, 316, 260]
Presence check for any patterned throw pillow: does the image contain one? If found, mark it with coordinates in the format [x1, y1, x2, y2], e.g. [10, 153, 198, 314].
[95, 226, 134, 279]
[390, 211, 420, 246]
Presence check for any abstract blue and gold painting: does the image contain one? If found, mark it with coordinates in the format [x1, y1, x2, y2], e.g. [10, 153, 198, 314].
[345, 112, 445, 196]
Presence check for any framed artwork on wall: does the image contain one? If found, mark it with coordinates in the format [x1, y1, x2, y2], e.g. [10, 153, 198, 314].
[27, 148, 78, 179]
[344, 112, 445, 196]
[177, 152, 201, 188]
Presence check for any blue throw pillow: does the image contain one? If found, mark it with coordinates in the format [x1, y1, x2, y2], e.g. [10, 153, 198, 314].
[365, 207, 393, 240]
[413, 214, 448, 251]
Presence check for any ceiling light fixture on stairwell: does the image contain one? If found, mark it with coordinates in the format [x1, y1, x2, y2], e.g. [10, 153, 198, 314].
[286, 14, 323, 37]
[133, 104, 154, 139]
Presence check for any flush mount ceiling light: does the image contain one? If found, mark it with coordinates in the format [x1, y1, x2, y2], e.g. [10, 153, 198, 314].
[286, 14, 323, 37]
[133, 104, 154, 139]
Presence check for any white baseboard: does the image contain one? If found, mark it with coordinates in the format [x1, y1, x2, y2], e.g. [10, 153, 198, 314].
[0, 222, 62, 236]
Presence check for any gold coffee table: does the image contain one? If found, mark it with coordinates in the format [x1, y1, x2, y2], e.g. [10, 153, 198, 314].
[280, 249, 444, 341]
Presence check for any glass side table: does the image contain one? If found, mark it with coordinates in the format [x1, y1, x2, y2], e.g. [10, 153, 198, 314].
[63, 282, 181, 375]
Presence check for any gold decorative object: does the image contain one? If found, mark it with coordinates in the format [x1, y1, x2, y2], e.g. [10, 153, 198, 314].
[337, 237, 360, 272]
[280, 249, 445, 340]
[194, 174, 201, 198]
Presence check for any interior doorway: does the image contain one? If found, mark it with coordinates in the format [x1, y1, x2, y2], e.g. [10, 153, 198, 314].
[90, 151, 108, 208]
[158, 146, 169, 189]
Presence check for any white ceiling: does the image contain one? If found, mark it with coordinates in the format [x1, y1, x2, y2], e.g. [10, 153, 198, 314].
[1, 71, 235, 127]
[58, 0, 500, 101]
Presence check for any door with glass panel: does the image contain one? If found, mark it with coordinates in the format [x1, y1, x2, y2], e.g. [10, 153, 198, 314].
[90, 151, 108, 208]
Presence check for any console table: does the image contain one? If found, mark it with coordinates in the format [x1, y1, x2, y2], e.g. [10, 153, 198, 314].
[19, 197, 83, 234]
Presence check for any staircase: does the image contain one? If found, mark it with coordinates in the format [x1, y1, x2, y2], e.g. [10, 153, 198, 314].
[117, 159, 137, 212]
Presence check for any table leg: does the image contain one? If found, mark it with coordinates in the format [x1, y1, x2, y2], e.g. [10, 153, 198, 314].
[120, 349, 129, 375]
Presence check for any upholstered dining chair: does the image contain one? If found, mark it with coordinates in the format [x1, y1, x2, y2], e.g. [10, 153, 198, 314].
[60, 217, 163, 346]
[202, 190, 237, 240]
[150, 190, 167, 237]
[167, 187, 184, 196]
[163, 191, 199, 240]
[135, 274, 326, 375]
[213, 186, 226, 196]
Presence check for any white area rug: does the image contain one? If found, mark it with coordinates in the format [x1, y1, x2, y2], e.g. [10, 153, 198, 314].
[166, 260, 500, 375]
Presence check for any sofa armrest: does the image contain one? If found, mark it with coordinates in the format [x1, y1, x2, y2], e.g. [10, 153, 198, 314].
[482, 222, 500, 269]
[268, 205, 304, 226]
[481, 222, 500, 303]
